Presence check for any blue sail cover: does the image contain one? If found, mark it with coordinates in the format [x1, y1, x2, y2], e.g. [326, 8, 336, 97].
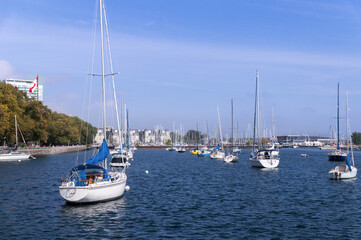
[346, 155, 352, 172]
[86, 139, 110, 165]
[213, 144, 220, 150]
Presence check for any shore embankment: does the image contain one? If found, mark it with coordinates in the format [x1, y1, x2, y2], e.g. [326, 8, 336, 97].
[18, 145, 88, 156]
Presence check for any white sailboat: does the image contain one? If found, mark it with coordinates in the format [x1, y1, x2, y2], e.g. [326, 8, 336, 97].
[59, 0, 127, 203]
[0, 115, 32, 162]
[225, 99, 238, 163]
[249, 71, 280, 168]
[210, 105, 225, 160]
[329, 91, 357, 180]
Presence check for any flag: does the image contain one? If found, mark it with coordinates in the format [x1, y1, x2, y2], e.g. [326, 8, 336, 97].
[29, 75, 38, 93]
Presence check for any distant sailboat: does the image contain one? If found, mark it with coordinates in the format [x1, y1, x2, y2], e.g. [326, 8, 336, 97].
[328, 83, 347, 161]
[210, 106, 225, 160]
[249, 71, 280, 168]
[225, 99, 238, 163]
[0, 115, 32, 162]
[329, 91, 357, 179]
[59, 0, 127, 203]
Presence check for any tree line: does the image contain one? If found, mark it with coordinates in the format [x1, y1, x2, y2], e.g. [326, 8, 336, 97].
[0, 81, 97, 146]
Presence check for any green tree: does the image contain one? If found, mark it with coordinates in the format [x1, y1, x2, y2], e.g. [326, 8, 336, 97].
[165, 139, 172, 146]
[0, 81, 97, 146]
[352, 132, 361, 145]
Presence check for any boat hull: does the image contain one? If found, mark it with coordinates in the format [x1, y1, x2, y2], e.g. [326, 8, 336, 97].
[59, 178, 127, 203]
[210, 151, 225, 159]
[224, 155, 238, 163]
[0, 152, 31, 161]
[328, 155, 347, 161]
[329, 167, 357, 180]
[249, 158, 279, 168]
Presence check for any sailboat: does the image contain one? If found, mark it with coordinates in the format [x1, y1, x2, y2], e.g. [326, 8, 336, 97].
[197, 121, 211, 157]
[224, 99, 238, 163]
[0, 115, 32, 162]
[59, 0, 127, 203]
[329, 91, 357, 179]
[190, 123, 201, 155]
[210, 106, 225, 160]
[328, 83, 347, 161]
[249, 71, 280, 168]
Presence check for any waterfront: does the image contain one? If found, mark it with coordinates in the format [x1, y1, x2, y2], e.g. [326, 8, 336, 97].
[1, 148, 361, 239]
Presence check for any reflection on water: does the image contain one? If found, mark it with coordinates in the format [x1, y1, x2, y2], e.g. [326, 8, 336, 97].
[60, 197, 127, 220]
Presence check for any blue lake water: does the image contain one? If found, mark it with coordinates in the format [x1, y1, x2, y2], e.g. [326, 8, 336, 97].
[1, 148, 361, 239]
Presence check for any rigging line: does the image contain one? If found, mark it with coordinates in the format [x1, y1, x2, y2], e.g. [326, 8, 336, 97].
[83, 0, 99, 164]
[16, 122, 30, 155]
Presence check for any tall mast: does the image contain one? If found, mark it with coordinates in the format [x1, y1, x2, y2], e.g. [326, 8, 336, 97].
[121, 91, 123, 148]
[253, 71, 259, 150]
[102, 1, 121, 148]
[15, 115, 18, 146]
[100, 0, 106, 141]
[337, 83, 340, 150]
[231, 98, 234, 148]
[217, 105, 223, 150]
[206, 120, 210, 147]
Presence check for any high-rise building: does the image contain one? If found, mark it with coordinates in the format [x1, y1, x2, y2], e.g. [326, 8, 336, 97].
[3, 78, 44, 102]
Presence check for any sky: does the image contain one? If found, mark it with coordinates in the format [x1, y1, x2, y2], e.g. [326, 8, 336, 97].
[2, 0, 361, 137]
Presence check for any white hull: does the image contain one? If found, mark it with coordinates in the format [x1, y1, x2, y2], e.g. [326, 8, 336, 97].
[210, 151, 225, 159]
[224, 154, 238, 163]
[0, 152, 31, 161]
[329, 165, 357, 180]
[249, 157, 279, 168]
[59, 175, 127, 203]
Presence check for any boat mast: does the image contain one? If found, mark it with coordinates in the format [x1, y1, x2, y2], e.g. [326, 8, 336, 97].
[102, 1, 121, 149]
[100, 0, 106, 142]
[99, 0, 107, 169]
[217, 105, 223, 150]
[253, 71, 259, 150]
[346, 91, 355, 166]
[337, 83, 340, 150]
[231, 98, 234, 149]
[206, 120, 210, 147]
[121, 91, 124, 148]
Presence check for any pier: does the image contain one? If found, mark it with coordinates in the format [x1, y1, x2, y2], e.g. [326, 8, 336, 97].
[18, 145, 87, 156]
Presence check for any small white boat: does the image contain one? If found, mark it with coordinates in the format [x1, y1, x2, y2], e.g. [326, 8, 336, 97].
[224, 154, 238, 163]
[232, 147, 241, 154]
[176, 147, 186, 153]
[210, 150, 225, 159]
[300, 154, 309, 157]
[329, 164, 357, 180]
[249, 149, 279, 168]
[0, 152, 31, 161]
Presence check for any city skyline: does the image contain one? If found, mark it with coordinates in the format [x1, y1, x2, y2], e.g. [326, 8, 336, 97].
[2, 1, 361, 136]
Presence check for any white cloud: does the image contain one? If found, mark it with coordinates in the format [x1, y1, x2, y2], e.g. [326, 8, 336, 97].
[0, 60, 14, 79]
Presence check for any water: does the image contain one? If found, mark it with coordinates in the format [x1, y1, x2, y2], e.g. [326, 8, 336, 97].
[1, 148, 361, 239]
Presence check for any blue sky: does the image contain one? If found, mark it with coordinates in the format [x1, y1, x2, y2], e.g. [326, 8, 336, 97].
[2, 0, 361, 137]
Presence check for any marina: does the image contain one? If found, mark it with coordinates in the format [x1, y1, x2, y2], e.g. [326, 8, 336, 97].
[1, 148, 361, 239]
[3, 0, 361, 239]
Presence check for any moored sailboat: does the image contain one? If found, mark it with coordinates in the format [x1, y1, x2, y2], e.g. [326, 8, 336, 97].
[329, 91, 357, 180]
[59, 0, 127, 203]
[0, 115, 32, 162]
[249, 71, 279, 168]
[328, 83, 347, 162]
